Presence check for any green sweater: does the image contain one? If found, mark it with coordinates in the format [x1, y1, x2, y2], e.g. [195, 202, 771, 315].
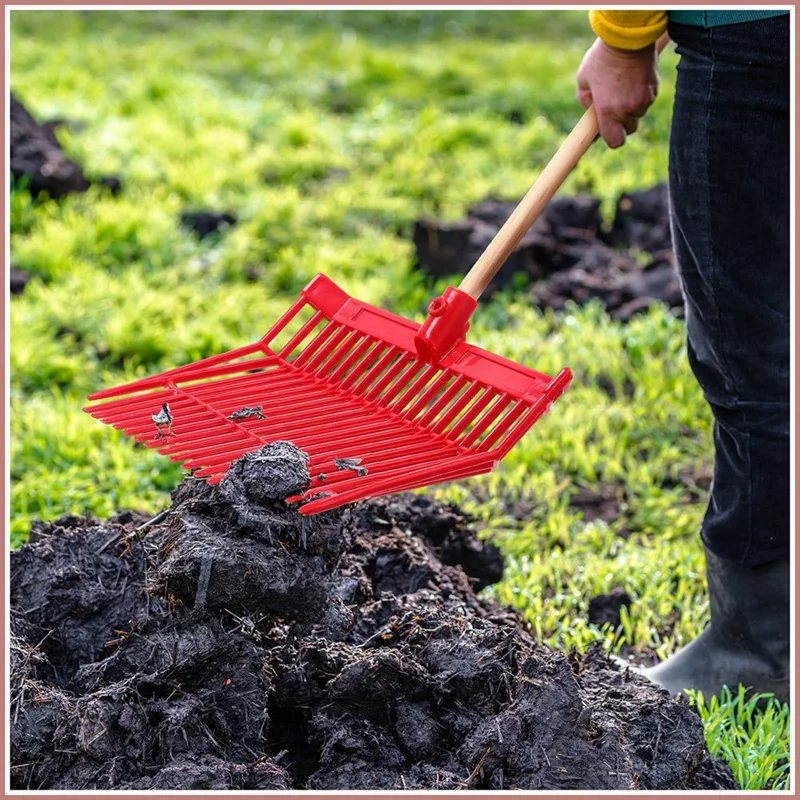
[669, 10, 789, 27]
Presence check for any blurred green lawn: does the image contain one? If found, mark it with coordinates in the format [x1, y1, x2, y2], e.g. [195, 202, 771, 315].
[9, 10, 790, 789]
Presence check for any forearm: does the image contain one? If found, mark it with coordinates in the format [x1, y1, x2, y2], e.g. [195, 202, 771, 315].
[589, 10, 667, 51]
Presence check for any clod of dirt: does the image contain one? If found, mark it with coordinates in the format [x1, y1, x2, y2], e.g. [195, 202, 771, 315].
[351, 494, 504, 591]
[10, 93, 121, 199]
[414, 195, 602, 299]
[10, 447, 736, 791]
[588, 588, 633, 628]
[569, 485, 623, 525]
[10, 268, 32, 295]
[220, 440, 310, 506]
[180, 210, 238, 239]
[610, 184, 671, 252]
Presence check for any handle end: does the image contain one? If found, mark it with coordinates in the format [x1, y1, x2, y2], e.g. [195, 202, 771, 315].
[414, 287, 478, 363]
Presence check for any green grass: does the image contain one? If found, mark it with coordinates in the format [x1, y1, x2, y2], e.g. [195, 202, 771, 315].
[9, 9, 789, 790]
[690, 687, 792, 791]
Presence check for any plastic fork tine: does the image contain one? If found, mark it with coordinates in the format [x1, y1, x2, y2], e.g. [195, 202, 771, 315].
[429, 381, 482, 435]
[351, 346, 397, 395]
[277, 309, 326, 358]
[258, 296, 312, 347]
[389, 364, 440, 413]
[475, 400, 526, 452]
[403, 372, 454, 421]
[460, 394, 511, 448]
[313, 329, 362, 378]
[415, 374, 467, 427]
[303, 326, 353, 374]
[86, 342, 266, 401]
[291, 320, 338, 368]
[339, 340, 385, 390]
[446, 390, 495, 439]
[380, 361, 426, 407]
[364, 352, 413, 402]
[327, 336, 374, 383]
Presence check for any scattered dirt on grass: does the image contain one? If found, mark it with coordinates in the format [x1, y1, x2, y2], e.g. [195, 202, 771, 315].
[596, 374, 637, 401]
[10, 268, 32, 295]
[10, 442, 736, 791]
[10, 93, 121, 200]
[588, 588, 633, 629]
[180, 210, 238, 239]
[413, 184, 684, 320]
[569, 485, 624, 526]
[674, 465, 713, 502]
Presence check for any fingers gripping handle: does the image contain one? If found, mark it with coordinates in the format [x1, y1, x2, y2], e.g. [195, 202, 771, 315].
[458, 106, 599, 301]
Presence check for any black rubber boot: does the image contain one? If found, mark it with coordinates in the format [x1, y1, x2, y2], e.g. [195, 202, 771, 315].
[636, 547, 790, 704]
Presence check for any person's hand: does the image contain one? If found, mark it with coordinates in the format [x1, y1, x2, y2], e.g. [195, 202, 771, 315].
[576, 38, 659, 148]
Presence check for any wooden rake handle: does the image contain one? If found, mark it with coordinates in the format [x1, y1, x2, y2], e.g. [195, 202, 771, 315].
[458, 106, 600, 300]
[458, 33, 670, 302]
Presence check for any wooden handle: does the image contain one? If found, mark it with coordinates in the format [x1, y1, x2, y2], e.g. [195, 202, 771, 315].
[458, 106, 600, 300]
[459, 34, 670, 301]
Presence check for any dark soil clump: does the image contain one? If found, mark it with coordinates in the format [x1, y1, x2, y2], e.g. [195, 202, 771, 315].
[569, 484, 624, 525]
[10, 268, 32, 295]
[180, 210, 238, 239]
[10, 93, 121, 199]
[10, 443, 736, 791]
[413, 184, 684, 320]
[588, 588, 633, 629]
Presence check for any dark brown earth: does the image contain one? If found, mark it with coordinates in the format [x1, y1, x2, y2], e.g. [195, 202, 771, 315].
[180, 210, 238, 239]
[10, 93, 121, 200]
[588, 588, 633, 629]
[414, 184, 683, 320]
[10, 442, 736, 791]
[10, 268, 32, 295]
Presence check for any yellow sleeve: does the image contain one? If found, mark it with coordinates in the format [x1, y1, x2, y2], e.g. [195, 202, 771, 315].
[589, 10, 668, 50]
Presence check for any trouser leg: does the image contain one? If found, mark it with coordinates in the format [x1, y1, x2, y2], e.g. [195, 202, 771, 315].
[668, 16, 790, 568]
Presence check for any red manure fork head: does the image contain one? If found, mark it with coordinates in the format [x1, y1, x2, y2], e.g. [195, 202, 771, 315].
[84, 274, 571, 515]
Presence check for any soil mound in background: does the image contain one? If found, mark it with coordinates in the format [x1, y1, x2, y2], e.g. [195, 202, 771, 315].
[10, 442, 735, 791]
[414, 185, 683, 321]
[10, 92, 121, 200]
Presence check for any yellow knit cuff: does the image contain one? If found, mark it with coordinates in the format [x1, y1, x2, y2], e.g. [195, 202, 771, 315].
[589, 9, 668, 50]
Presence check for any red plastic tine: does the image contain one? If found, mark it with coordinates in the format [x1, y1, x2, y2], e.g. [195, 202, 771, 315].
[302, 325, 353, 374]
[339, 340, 386, 390]
[363, 352, 414, 402]
[475, 400, 527, 452]
[445, 389, 496, 440]
[402, 371, 455, 421]
[327, 336, 375, 384]
[86, 341, 267, 402]
[259, 296, 314, 348]
[351, 346, 398, 395]
[277, 309, 326, 358]
[412, 374, 469, 427]
[295, 450, 498, 514]
[430, 381, 482, 435]
[459, 394, 511, 449]
[313, 329, 364, 379]
[183, 411, 419, 468]
[291, 320, 339, 368]
[379, 361, 426, 407]
[387, 363, 440, 414]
